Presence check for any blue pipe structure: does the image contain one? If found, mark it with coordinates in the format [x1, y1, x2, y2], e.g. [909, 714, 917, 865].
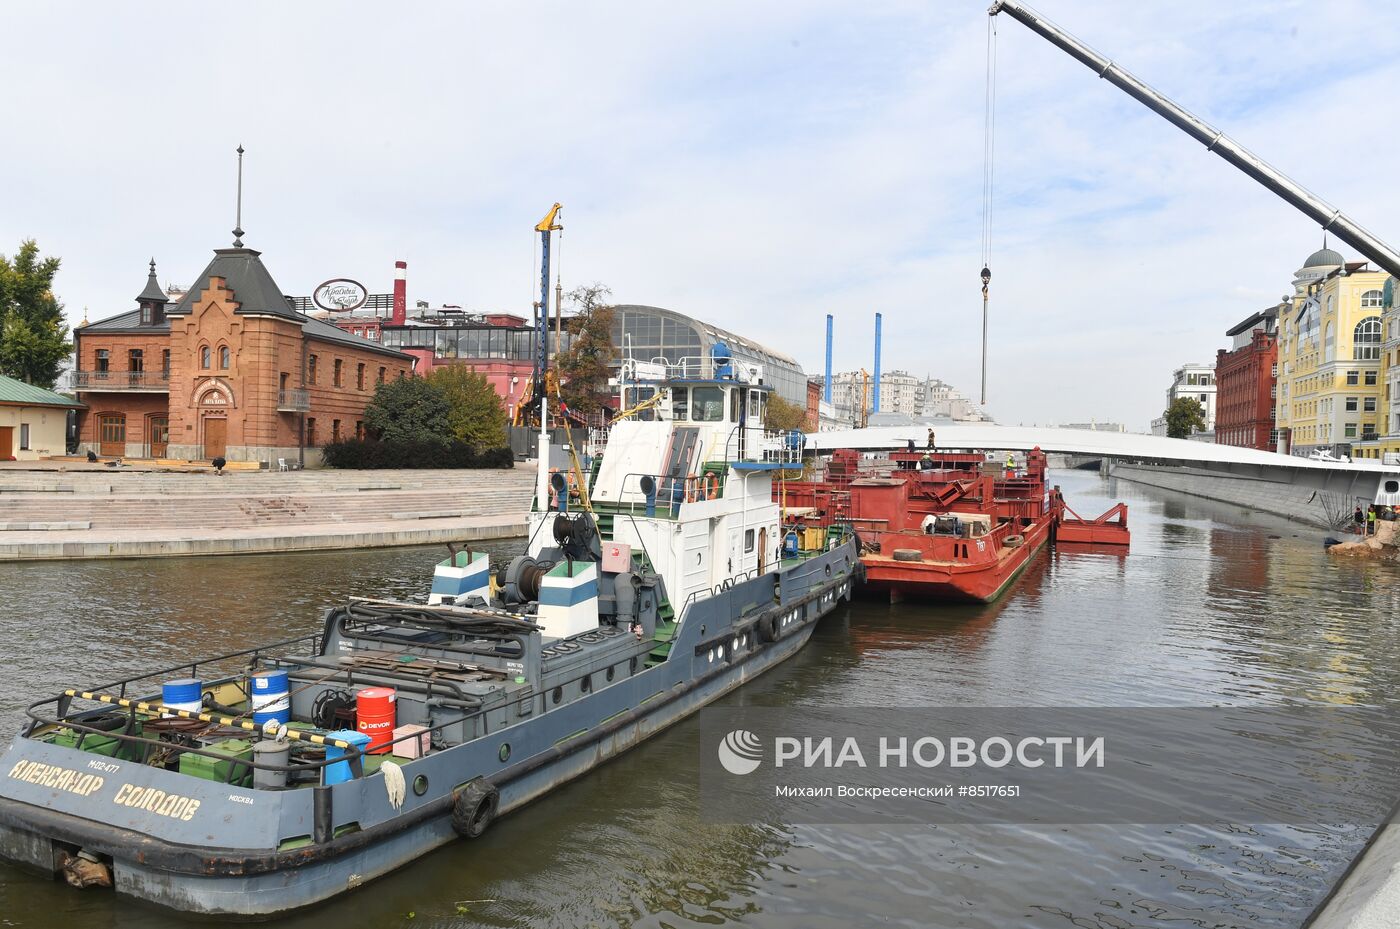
[824, 314, 833, 404]
[873, 312, 882, 412]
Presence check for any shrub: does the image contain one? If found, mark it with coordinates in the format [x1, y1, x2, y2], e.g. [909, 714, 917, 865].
[321, 439, 514, 470]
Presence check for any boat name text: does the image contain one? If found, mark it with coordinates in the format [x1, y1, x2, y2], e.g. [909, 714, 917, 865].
[8, 760, 105, 796]
[112, 783, 201, 821]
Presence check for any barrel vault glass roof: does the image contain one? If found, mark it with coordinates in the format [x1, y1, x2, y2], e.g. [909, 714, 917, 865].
[611, 304, 806, 404]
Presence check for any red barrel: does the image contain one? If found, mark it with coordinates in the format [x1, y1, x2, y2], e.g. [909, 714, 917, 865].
[355, 687, 397, 754]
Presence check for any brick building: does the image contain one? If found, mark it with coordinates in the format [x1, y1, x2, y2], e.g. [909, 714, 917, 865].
[74, 247, 412, 466]
[1214, 305, 1278, 450]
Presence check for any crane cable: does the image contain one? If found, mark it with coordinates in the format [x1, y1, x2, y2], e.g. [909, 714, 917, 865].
[980, 15, 998, 271]
[979, 15, 998, 406]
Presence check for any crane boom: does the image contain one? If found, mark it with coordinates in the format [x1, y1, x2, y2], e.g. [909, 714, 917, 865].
[988, 0, 1400, 280]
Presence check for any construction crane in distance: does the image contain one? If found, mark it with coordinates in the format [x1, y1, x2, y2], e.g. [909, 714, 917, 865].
[987, 0, 1400, 280]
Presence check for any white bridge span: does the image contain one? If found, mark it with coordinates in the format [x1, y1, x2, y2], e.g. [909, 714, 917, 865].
[807, 425, 1398, 476]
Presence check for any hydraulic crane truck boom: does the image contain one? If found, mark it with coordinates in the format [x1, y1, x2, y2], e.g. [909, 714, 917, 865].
[988, 0, 1400, 280]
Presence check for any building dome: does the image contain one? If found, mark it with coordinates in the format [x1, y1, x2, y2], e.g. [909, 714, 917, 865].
[1303, 246, 1344, 269]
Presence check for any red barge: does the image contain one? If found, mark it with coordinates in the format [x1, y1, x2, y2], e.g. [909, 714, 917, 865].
[779, 447, 1129, 603]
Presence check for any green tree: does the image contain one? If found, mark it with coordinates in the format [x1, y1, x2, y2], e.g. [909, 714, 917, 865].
[1163, 396, 1207, 438]
[429, 366, 508, 451]
[363, 376, 452, 444]
[764, 393, 808, 432]
[556, 283, 617, 417]
[0, 240, 72, 387]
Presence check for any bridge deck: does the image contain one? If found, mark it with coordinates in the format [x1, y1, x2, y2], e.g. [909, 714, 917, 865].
[807, 425, 1399, 475]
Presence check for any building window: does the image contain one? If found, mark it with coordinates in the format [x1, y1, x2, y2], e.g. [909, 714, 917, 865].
[1362, 289, 1384, 308]
[334, 359, 345, 387]
[355, 420, 364, 440]
[95, 349, 109, 373]
[332, 419, 341, 442]
[308, 354, 318, 385]
[306, 418, 317, 447]
[1365, 397, 1377, 412]
[1346, 397, 1359, 412]
[377, 366, 386, 385]
[140, 305, 152, 325]
[128, 349, 143, 373]
[1345, 423, 1357, 438]
[18, 424, 29, 450]
[201, 346, 211, 369]
[161, 349, 170, 375]
[219, 346, 230, 369]
[1354, 317, 1382, 360]
[356, 363, 365, 390]
[1347, 370, 1360, 385]
[1366, 370, 1378, 386]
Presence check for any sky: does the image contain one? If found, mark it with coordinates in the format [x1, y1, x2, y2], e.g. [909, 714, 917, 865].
[4, 0, 1400, 430]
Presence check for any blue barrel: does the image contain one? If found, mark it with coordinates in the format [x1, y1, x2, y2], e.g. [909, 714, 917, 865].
[783, 531, 801, 557]
[324, 730, 371, 785]
[250, 670, 290, 727]
[162, 678, 202, 715]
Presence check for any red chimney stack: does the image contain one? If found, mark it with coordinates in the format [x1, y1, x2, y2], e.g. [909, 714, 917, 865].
[392, 260, 407, 325]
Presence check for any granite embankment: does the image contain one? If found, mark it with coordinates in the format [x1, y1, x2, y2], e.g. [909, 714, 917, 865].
[0, 466, 534, 560]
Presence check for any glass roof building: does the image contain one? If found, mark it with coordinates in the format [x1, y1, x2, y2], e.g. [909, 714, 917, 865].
[611, 304, 807, 405]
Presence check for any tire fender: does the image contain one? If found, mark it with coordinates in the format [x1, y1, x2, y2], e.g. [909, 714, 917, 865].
[451, 777, 500, 839]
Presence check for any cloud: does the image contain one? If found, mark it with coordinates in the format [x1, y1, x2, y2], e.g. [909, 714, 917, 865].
[3, 0, 1398, 429]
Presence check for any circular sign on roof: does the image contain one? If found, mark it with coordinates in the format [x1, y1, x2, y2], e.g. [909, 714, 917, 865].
[313, 278, 368, 312]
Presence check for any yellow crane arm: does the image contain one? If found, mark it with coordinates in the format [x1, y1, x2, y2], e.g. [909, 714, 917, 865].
[536, 203, 563, 232]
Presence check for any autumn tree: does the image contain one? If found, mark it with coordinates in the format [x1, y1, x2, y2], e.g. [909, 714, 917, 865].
[763, 394, 808, 432]
[430, 366, 507, 451]
[1163, 396, 1207, 439]
[556, 283, 617, 417]
[0, 240, 72, 387]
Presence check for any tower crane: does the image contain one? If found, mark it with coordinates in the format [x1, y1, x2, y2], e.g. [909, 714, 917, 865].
[987, 0, 1400, 280]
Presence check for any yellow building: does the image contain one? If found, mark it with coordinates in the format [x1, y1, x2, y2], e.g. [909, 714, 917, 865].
[1274, 247, 1387, 457]
[1354, 275, 1400, 461]
[0, 374, 82, 460]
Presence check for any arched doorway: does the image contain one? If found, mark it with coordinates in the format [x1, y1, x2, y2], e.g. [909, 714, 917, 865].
[758, 527, 768, 574]
[98, 413, 126, 457]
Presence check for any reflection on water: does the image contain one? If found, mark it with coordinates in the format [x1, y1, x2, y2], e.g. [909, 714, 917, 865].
[0, 471, 1395, 927]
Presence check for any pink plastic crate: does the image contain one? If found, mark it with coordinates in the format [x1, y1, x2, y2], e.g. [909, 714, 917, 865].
[391, 724, 430, 759]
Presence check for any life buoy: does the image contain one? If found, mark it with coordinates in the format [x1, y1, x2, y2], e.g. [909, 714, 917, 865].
[451, 777, 499, 839]
[684, 475, 702, 503]
[704, 472, 720, 500]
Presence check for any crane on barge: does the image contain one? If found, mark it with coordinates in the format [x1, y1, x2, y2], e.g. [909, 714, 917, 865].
[985, 0, 1400, 279]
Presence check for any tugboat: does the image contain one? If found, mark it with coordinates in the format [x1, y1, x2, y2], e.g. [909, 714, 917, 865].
[780, 446, 1126, 602]
[0, 346, 856, 916]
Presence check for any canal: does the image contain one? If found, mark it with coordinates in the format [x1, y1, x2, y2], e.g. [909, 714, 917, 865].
[0, 468, 1395, 928]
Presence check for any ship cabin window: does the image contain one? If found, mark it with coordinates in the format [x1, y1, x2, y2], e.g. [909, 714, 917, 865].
[672, 387, 689, 421]
[744, 529, 755, 553]
[730, 388, 742, 423]
[690, 386, 726, 422]
[748, 390, 762, 423]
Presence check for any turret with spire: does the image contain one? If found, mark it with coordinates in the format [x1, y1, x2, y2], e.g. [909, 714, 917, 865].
[137, 258, 168, 326]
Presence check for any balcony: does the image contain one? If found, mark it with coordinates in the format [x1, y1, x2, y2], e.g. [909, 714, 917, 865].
[278, 388, 311, 412]
[74, 370, 169, 391]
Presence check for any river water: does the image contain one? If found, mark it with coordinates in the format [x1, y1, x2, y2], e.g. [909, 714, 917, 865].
[0, 469, 1396, 928]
